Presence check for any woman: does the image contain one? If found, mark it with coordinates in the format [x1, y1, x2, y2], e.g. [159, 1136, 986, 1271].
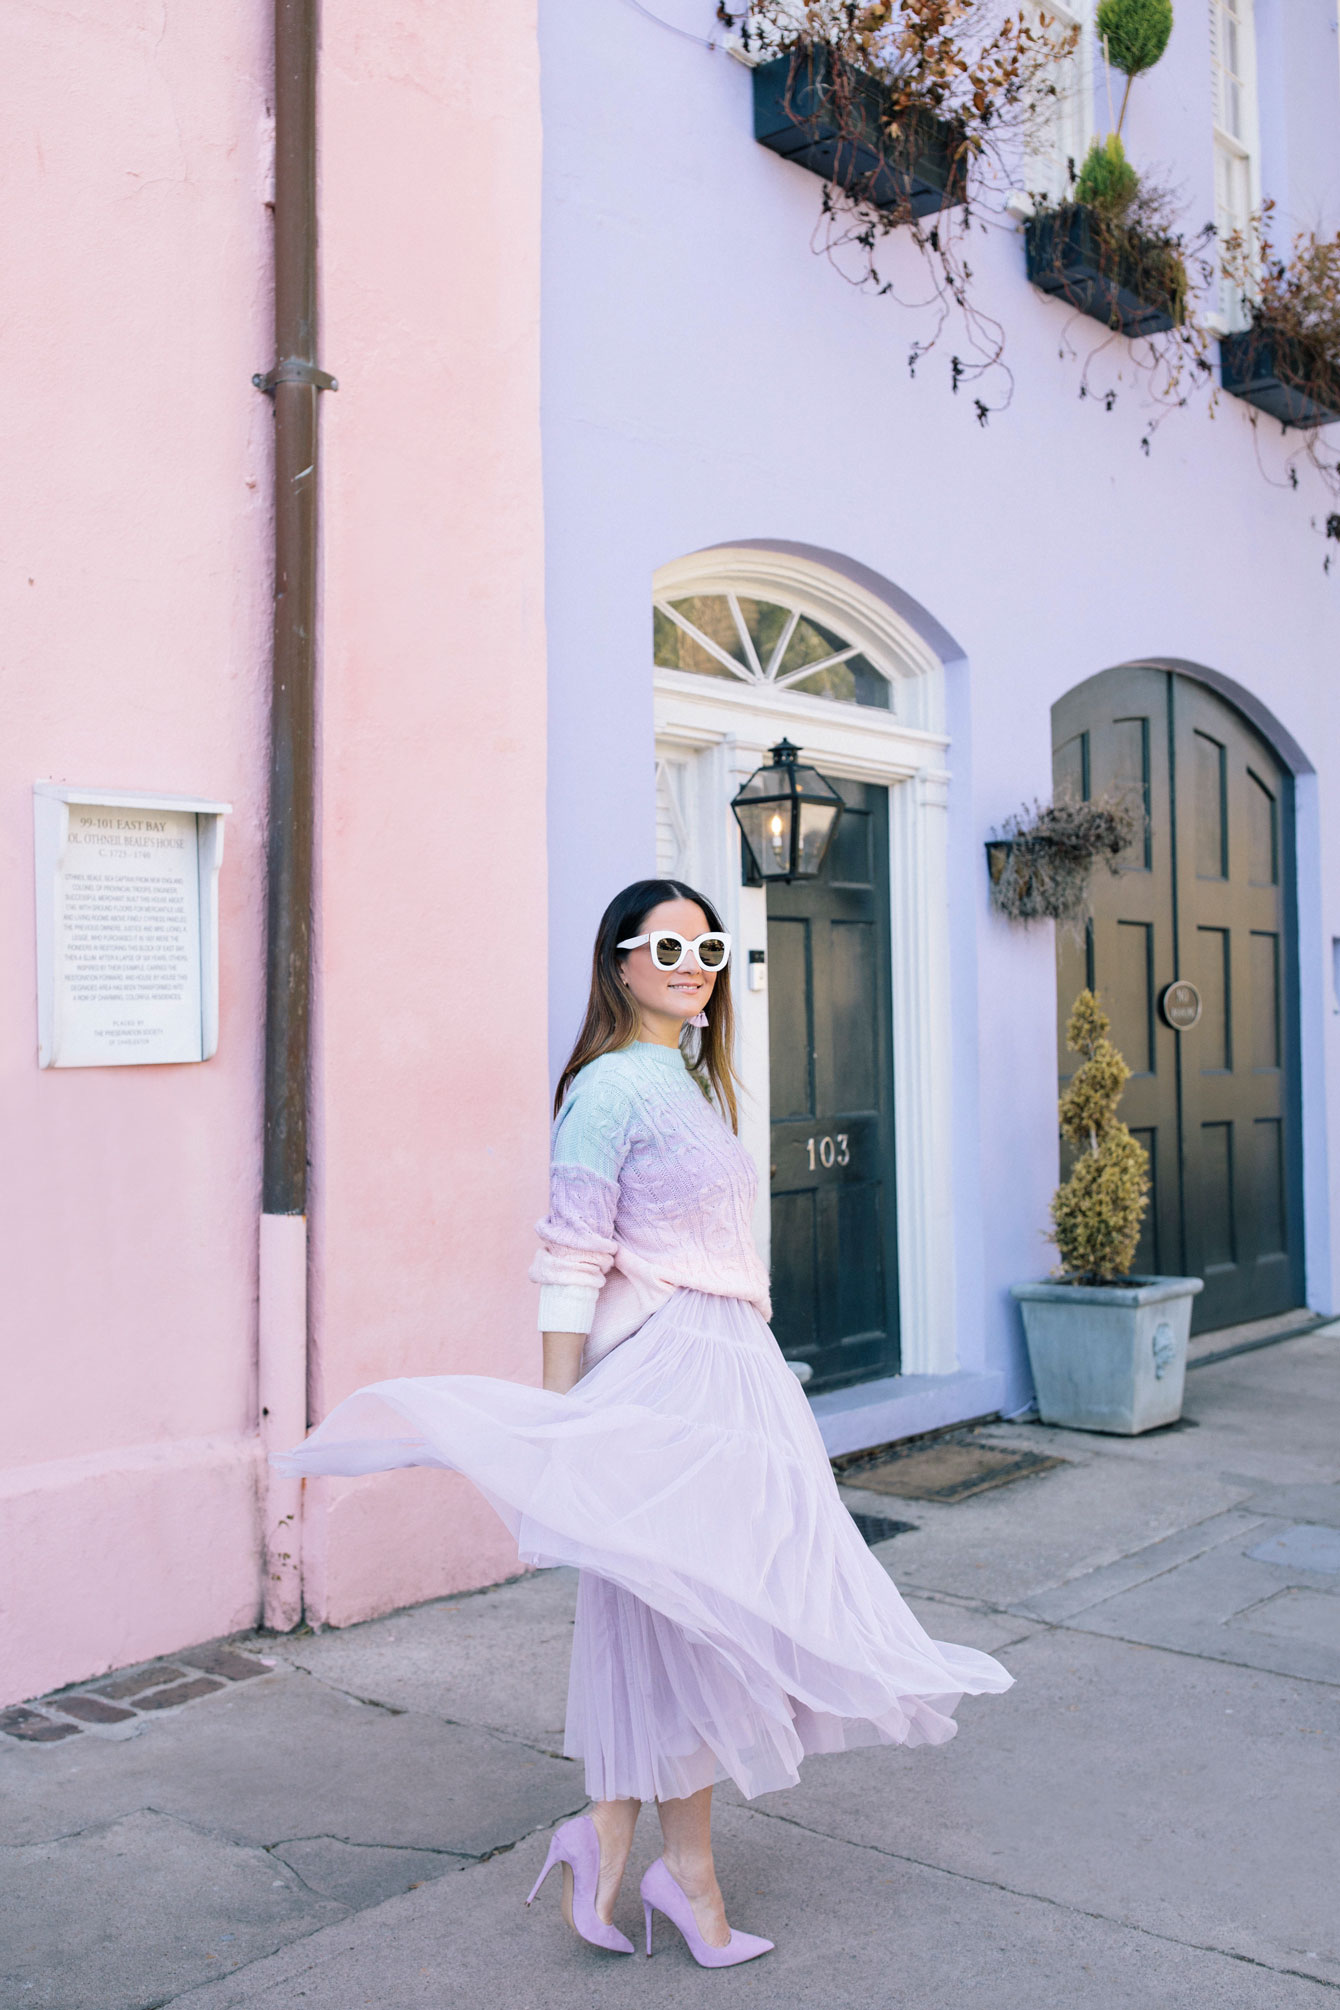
[273, 879, 1012, 1967]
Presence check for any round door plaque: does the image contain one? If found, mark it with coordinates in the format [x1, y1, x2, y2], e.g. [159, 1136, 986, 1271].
[1159, 980, 1202, 1032]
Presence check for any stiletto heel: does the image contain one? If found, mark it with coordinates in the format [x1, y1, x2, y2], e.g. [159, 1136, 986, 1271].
[524, 1815, 634, 1954]
[525, 1834, 561, 1907]
[638, 1857, 773, 1968]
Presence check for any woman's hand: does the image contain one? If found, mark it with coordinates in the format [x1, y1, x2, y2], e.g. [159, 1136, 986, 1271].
[542, 1331, 586, 1395]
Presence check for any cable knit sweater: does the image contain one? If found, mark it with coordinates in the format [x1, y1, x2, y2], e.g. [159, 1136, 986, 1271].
[531, 1042, 772, 1364]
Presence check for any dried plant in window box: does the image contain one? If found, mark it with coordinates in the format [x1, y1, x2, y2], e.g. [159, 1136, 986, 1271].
[720, 0, 1079, 408]
[1026, 198, 1188, 337]
[1220, 210, 1340, 431]
[986, 793, 1141, 925]
[1025, 0, 1211, 418]
[752, 42, 967, 219]
[1221, 328, 1340, 431]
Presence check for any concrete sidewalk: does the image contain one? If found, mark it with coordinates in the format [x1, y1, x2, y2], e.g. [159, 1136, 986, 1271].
[4, 1330, 1338, 2008]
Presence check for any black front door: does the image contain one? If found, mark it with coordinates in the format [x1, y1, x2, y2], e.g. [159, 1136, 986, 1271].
[1054, 667, 1304, 1331]
[767, 780, 899, 1391]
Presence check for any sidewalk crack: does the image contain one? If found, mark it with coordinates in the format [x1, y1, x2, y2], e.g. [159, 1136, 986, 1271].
[740, 1803, 1340, 1991]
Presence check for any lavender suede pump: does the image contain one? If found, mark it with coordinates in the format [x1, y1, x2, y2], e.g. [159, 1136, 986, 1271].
[640, 1857, 774, 1967]
[526, 1816, 635, 1955]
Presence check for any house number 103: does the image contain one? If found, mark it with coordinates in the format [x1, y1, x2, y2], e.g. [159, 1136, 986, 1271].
[806, 1134, 850, 1170]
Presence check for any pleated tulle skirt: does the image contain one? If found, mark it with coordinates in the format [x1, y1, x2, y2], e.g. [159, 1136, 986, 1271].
[272, 1289, 1013, 1801]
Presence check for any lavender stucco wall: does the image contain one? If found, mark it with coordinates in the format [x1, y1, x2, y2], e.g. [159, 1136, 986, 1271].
[539, 0, 1340, 1408]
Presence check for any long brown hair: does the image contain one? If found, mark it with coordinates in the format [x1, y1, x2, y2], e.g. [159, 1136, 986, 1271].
[555, 879, 740, 1131]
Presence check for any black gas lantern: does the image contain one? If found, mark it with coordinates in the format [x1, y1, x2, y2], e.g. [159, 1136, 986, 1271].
[730, 740, 845, 885]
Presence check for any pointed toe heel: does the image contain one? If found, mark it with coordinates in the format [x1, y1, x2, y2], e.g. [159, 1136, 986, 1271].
[525, 1815, 634, 1955]
[639, 1857, 774, 1968]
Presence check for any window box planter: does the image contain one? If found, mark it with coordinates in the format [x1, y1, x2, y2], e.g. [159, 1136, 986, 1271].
[753, 47, 966, 218]
[1219, 324, 1340, 429]
[985, 835, 1063, 921]
[1025, 205, 1184, 338]
[1012, 1276, 1203, 1435]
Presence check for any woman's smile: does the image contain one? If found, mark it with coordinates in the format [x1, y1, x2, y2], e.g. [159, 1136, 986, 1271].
[618, 896, 718, 1046]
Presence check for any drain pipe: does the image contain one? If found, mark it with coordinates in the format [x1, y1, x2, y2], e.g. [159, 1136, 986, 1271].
[255, 0, 336, 1631]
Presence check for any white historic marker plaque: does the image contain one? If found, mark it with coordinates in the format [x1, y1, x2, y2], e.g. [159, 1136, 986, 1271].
[34, 785, 231, 1068]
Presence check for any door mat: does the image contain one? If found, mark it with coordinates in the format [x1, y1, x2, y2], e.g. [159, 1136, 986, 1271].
[840, 1432, 1068, 1504]
[848, 1510, 918, 1546]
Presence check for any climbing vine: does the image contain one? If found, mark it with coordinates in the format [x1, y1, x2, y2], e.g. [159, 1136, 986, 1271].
[718, 1, 1080, 412]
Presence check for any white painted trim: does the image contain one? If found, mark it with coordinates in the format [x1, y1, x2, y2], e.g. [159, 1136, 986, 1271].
[259, 1212, 307, 1631]
[1022, 0, 1094, 206]
[656, 546, 945, 732]
[653, 670, 949, 770]
[32, 782, 231, 1069]
[34, 782, 232, 815]
[198, 813, 227, 1061]
[652, 548, 958, 1379]
[1209, 0, 1262, 330]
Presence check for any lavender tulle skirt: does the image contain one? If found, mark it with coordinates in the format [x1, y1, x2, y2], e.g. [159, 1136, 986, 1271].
[272, 1289, 1013, 1802]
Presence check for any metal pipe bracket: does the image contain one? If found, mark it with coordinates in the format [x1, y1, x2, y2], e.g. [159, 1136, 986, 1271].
[252, 357, 339, 395]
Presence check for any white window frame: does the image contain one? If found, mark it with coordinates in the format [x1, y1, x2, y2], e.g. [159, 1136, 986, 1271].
[1022, 0, 1095, 208]
[1208, 0, 1262, 333]
[653, 547, 956, 1379]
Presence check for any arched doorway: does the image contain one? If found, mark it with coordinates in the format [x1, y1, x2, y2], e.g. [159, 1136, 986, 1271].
[1053, 665, 1304, 1332]
[652, 546, 956, 1389]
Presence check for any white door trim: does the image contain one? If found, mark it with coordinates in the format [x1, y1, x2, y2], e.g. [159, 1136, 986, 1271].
[653, 549, 956, 1377]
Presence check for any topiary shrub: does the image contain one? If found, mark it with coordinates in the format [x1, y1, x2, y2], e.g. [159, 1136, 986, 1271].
[1075, 132, 1139, 221]
[1027, 0, 1207, 399]
[1050, 990, 1150, 1283]
[1074, 0, 1174, 223]
[1096, 0, 1173, 91]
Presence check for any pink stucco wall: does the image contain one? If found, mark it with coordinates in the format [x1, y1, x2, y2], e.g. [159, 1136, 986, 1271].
[306, 0, 548, 1625]
[1, 0, 548, 1702]
[0, 3, 272, 1703]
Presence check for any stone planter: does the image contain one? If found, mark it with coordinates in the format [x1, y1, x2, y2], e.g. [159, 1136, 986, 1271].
[1011, 1276, 1204, 1435]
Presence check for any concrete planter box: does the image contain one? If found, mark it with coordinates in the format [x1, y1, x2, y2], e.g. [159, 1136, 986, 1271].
[1012, 1276, 1204, 1435]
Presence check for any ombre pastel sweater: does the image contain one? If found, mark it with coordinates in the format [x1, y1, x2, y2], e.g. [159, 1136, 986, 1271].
[530, 1042, 772, 1363]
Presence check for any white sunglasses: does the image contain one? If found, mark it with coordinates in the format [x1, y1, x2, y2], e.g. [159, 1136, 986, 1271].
[617, 930, 732, 973]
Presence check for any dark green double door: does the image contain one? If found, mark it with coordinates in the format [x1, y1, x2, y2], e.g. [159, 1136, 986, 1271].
[1054, 667, 1303, 1331]
[767, 781, 899, 1391]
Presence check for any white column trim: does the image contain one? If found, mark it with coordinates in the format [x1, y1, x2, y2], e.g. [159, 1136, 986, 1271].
[651, 547, 958, 1381]
[652, 697, 957, 1376]
[888, 767, 956, 1372]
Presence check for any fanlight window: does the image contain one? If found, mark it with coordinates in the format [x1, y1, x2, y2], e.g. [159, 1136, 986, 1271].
[654, 593, 889, 711]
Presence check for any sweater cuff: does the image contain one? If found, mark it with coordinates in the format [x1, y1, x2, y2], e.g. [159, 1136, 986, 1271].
[538, 1283, 601, 1335]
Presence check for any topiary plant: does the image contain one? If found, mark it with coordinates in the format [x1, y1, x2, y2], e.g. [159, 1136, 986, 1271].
[1075, 132, 1140, 220]
[1072, 0, 1174, 214]
[1050, 990, 1150, 1283]
[1096, 0, 1173, 96]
